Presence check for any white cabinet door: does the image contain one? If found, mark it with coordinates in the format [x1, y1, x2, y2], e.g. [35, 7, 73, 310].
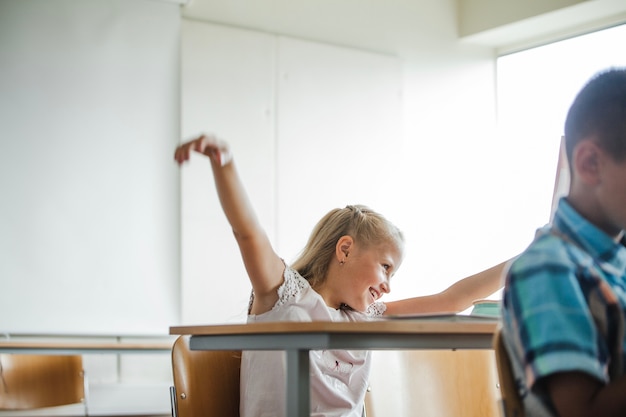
[180, 22, 402, 323]
[275, 37, 403, 262]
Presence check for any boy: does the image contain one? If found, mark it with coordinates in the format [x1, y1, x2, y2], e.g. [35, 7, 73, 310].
[502, 68, 626, 417]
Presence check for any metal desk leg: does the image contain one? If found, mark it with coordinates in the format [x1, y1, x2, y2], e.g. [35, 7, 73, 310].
[286, 349, 310, 417]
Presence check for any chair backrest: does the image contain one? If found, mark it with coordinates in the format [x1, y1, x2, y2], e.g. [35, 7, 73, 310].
[171, 335, 241, 417]
[0, 354, 86, 411]
[493, 328, 524, 417]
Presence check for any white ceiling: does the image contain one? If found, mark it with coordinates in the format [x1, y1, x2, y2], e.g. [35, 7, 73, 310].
[180, 0, 626, 55]
[180, 0, 460, 55]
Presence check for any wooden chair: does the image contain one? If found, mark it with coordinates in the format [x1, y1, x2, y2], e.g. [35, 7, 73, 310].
[170, 335, 241, 417]
[0, 354, 87, 414]
[493, 328, 524, 417]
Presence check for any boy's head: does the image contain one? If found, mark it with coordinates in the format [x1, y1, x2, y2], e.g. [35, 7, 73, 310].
[564, 67, 626, 238]
[565, 68, 626, 166]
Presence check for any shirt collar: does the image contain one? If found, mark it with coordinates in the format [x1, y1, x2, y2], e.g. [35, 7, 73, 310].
[553, 197, 626, 275]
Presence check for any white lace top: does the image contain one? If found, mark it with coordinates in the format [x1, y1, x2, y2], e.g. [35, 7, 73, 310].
[240, 266, 386, 417]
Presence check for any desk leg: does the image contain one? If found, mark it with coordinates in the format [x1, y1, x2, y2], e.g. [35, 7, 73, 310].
[286, 349, 310, 417]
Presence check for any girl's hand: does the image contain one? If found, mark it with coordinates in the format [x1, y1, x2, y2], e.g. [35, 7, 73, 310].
[174, 134, 233, 167]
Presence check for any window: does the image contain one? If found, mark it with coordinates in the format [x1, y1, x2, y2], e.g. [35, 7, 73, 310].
[496, 23, 626, 229]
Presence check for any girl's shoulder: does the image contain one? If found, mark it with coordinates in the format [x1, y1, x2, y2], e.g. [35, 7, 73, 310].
[275, 266, 311, 307]
[250, 266, 383, 321]
[366, 302, 387, 317]
[278, 267, 387, 319]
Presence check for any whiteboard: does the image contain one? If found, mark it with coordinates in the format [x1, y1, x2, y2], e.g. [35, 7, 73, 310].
[0, 0, 181, 336]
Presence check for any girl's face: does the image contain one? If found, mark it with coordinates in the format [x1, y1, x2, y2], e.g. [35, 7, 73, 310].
[338, 241, 403, 312]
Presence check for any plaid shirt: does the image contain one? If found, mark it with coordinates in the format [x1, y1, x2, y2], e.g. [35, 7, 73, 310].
[502, 198, 626, 414]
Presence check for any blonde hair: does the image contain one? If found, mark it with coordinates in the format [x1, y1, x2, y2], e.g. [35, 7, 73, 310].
[291, 205, 404, 289]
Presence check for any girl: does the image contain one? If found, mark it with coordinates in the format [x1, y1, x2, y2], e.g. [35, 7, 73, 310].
[174, 134, 504, 417]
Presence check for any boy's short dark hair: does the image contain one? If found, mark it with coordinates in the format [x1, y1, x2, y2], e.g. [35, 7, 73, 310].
[564, 67, 626, 164]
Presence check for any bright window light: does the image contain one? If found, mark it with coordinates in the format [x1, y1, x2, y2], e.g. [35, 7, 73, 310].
[496, 23, 626, 230]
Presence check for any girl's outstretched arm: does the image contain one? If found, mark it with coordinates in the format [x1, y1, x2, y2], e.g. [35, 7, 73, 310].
[383, 260, 508, 316]
[175, 134, 284, 314]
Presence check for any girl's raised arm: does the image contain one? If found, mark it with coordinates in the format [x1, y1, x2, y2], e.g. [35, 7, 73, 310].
[175, 134, 285, 314]
[383, 260, 508, 316]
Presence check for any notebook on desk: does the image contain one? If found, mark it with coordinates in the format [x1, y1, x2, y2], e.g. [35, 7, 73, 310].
[380, 312, 500, 322]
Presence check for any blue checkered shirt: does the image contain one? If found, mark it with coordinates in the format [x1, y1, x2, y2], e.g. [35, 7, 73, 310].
[502, 198, 626, 414]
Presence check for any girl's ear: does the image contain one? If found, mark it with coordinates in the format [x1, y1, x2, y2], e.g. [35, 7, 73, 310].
[573, 140, 601, 185]
[336, 235, 353, 261]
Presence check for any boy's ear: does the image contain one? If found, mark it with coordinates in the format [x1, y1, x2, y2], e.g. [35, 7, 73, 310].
[572, 140, 601, 185]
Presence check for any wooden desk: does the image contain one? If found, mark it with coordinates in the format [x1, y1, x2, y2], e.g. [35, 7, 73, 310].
[170, 316, 498, 417]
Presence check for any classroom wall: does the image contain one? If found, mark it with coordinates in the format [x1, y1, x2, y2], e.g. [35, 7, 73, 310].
[180, 0, 626, 303]
[0, 0, 181, 336]
[181, 0, 515, 302]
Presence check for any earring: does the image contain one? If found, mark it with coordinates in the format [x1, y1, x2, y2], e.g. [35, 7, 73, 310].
[340, 251, 349, 265]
